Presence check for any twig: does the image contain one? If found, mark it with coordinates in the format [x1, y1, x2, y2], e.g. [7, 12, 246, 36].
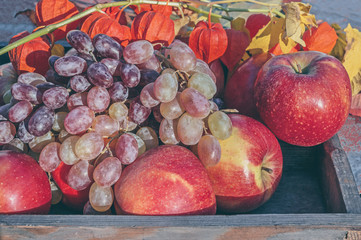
[209, 0, 279, 7]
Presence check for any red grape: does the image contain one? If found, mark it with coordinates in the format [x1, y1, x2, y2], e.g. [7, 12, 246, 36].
[123, 40, 154, 64]
[42, 86, 69, 109]
[87, 86, 110, 113]
[115, 133, 138, 165]
[54, 56, 87, 77]
[39, 142, 61, 172]
[93, 156, 122, 187]
[8, 100, 33, 123]
[87, 62, 113, 88]
[66, 30, 94, 57]
[93, 34, 123, 60]
[64, 106, 95, 135]
[28, 106, 55, 137]
[69, 75, 91, 93]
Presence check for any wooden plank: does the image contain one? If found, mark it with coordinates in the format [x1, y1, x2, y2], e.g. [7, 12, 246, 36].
[346, 231, 361, 240]
[321, 135, 361, 213]
[1, 214, 361, 240]
[337, 115, 361, 194]
[1, 213, 361, 227]
[0, 225, 354, 240]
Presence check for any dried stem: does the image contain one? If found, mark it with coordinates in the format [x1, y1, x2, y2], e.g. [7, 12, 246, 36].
[209, 0, 279, 7]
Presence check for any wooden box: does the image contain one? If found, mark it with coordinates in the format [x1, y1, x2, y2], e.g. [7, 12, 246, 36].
[0, 46, 360, 239]
[1, 130, 361, 239]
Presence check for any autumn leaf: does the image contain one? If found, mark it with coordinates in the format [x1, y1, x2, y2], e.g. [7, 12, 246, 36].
[343, 24, 361, 96]
[231, 17, 249, 35]
[303, 22, 338, 54]
[246, 17, 297, 55]
[282, 2, 317, 46]
[245, 14, 270, 40]
[330, 23, 347, 61]
[298, 3, 317, 29]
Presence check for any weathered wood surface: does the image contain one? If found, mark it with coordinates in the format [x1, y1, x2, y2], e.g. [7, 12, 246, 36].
[337, 115, 361, 195]
[1, 214, 361, 240]
[0, 225, 357, 240]
[322, 134, 361, 213]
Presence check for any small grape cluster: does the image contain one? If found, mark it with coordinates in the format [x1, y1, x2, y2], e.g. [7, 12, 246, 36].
[0, 30, 233, 213]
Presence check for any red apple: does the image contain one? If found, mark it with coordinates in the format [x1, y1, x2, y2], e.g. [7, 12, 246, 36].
[0, 150, 51, 214]
[205, 114, 283, 213]
[114, 145, 216, 215]
[206, 114, 282, 213]
[224, 53, 272, 119]
[52, 161, 90, 211]
[254, 51, 351, 146]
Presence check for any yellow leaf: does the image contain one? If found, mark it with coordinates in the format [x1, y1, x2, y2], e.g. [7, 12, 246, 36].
[279, 34, 297, 54]
[51, 44, 65, 57]
[231, 17, 246, 32]
[246, 17, 296, 55]
[343, 24, 361, 95]
[231, 17, 250, 38]
[283, 2, 305, 46]
[298, 3, 317, 29]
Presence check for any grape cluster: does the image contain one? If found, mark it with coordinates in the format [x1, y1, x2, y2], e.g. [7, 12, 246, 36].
[0, 30, 232, 213]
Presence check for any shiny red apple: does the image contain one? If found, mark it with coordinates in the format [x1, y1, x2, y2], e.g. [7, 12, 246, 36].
[205, 114, 283, 213]
[254, 51, 351, 146]
[0, 150, 51, 214]
[224, 52, 272, 119]
[114, 145, 216, 215]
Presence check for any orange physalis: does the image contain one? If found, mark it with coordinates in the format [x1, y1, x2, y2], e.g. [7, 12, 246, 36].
[8, 31, 51, 76]
[131, 11, 175, 47]
[189, 21, 228, 64]
[81, 13, 131, 47]
[35, 0, 79, 42]
[130, 0, 173, 18]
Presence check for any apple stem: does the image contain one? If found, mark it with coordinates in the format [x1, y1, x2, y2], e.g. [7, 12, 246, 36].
[261, 166, 273, 174]
[297, 64, 302, 74]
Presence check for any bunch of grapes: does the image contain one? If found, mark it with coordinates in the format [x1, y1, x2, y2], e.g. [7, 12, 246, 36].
[0, 30, 233, 213]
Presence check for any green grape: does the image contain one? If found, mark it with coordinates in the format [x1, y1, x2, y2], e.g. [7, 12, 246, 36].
[208, 111, 232, 140]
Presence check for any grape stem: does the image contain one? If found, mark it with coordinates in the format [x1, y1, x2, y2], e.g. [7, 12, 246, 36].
[0, 0, 284, 56]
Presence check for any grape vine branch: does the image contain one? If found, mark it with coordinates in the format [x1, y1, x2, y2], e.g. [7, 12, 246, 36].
[0, 0, 283, 56]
